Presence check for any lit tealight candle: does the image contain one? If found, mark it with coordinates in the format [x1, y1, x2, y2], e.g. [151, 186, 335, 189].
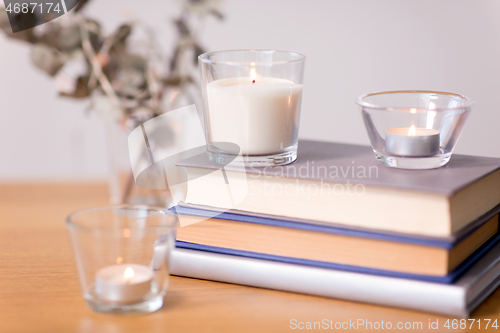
[385, 125, 440, 157]
[95, 264, 154, 303]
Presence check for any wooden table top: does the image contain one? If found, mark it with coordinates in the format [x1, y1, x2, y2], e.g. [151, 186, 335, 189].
[1, 183, 500, 333]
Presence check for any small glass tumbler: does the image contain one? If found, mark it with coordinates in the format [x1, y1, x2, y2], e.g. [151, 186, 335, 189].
[357, 91, 472, 169]
[66, 205, 177, 315]
[199, 49, 306, 167]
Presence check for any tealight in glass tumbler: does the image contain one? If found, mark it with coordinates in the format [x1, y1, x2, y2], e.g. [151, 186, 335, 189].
[199, 50, 305, 166]
[66, 205, 177, 315]
[357, 91, 472, 169]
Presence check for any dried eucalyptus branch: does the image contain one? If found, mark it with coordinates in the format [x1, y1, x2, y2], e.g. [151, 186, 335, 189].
[79, 17, 121, 106]
[0, 0, 224, 123]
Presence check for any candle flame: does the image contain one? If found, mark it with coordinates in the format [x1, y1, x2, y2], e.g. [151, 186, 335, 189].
[250, 68, 256, 81]
[408, 125, 416, 136]
[124, 267, 134, 283]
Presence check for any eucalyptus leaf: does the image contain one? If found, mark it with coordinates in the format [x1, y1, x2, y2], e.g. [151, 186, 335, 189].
[184, 0, 223, 15]
[163, 74, 193, 86]
[60, 76, 91, 98]
[209, 9, 224, 20]
[163, 74, 182, 86]
[113, 68, 146, 97]
[174, 18, 190, 37]
[30, 44, 65, 76]
[117, 54, 147, 72]
[58, 25, 82, 51]
[39, 32, 60, 49]
[170, 46, 179, 72]
[114, 24, 132, 44]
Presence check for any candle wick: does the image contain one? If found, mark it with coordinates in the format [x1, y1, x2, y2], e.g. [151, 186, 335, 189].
[252, 80, 255, 84]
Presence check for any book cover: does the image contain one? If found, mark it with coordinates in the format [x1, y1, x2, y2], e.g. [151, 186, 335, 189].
[178, 140, 500, 195]
[171, 237, 500, 317]
[175, 232, 500, 284]
[173, 203, 500, 246]
[178, 140, 500, 237]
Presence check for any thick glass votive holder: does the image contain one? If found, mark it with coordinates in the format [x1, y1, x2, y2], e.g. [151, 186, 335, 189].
[199, 49, 306, 167]
[66, 205, 177, 315]
[357, 91, 472, 169]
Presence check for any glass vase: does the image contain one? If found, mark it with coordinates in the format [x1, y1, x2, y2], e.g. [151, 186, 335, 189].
[105, 119, 171, 207]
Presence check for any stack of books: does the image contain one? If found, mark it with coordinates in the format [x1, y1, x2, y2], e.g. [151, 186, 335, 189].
[170, 140, 500, 317]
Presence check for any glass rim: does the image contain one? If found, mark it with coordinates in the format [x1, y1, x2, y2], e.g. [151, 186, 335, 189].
[356, 90, 474, 112]
[66, 205, 178, 234]
[198, 49, 306, 66]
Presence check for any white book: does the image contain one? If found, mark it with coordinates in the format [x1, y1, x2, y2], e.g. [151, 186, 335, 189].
[170, 241, 500, 317]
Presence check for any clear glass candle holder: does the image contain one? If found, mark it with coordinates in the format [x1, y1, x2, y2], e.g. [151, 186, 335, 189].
[199, 49, 305, 167]
[357, 91, 472, 169]
[66, 205, 177, 315]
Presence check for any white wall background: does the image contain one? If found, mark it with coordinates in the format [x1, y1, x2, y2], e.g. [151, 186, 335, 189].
[1, 0, 500, 181]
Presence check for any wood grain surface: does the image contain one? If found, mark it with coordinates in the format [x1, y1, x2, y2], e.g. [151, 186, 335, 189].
[1, 183, 500, 333]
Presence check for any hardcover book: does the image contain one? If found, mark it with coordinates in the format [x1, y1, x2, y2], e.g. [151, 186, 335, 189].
[173, 205, 500, 276]
[175, 232, 500, 284]
[171, 237, 500, 317]
[178, 140, 500, 237]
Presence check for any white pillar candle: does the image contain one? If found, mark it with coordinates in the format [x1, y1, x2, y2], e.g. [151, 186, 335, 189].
[207, 76, 303, 155]
[385, 126, 440, 157]
[95, 264, 153, 303]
